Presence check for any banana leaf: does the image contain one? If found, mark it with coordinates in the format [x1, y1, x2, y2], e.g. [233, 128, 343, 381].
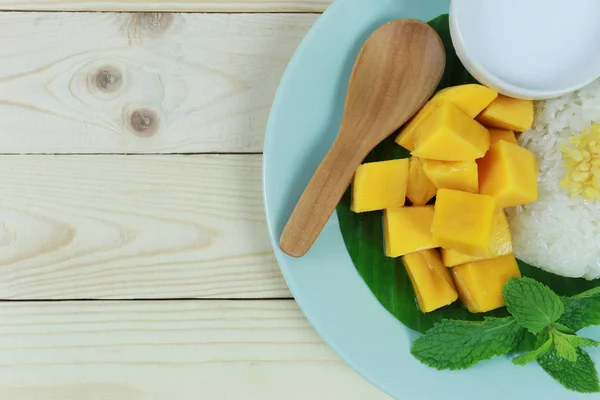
[336, 14, 600, 338]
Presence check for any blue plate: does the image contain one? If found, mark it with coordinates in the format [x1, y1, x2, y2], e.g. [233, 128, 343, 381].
[263, 0, 599, 398]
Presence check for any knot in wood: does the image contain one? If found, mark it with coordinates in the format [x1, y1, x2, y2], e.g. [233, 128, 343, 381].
[129, 108, 159, 137]
[139, 13, 172, 35]
[94, 67, 122, 92]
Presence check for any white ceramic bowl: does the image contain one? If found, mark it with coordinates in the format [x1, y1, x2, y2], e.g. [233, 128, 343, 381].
[450, 0, 600, 100]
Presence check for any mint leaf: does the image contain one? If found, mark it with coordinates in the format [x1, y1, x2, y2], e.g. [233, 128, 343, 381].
[503, 277, 564, 334]
[512, 338, 552, 366]
[567, 336, 600, 348]
[560, 292, 600, 332]
[511, 331, 537, 353]
[536, 329, 550, 348]
[574, 286, 600, 299]
[553, 332, 578, 362]
[538, 346, 600, 393]
[411, 317, 524, 370]
[551, 322, 575, 334]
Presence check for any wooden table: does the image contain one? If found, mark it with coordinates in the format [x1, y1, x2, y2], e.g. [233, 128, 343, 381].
[0, 1, 390, 398]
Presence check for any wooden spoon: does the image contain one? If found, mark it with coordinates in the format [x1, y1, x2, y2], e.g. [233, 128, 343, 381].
[279, 19, 446, 258]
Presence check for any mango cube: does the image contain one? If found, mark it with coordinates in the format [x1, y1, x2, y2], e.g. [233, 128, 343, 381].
[384, 206, 438, 257]
[397, 85, 497, 151]
[406, 157, 437, 205]
[351, 159, 409, 213]
[443, 248, 485, 269]
[403, 249, 458, 313]
[422, 159, 478, 193]
[477, 95, 534, 132]
[478, 140, 538, 208]
[412, 103, 490, 161]
[489, 128, 518, 145]
[442, 208, 513, 267]
[396, 101, 437, 151]
[432, 189, 497, 257]
[431, 84, 498, 118]
[451, 254, 522, 313]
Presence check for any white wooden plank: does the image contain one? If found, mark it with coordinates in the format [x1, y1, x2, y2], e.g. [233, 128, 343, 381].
[0, 0, 331, 12]
[0, 154, 289, 299]
[0, 12, 317, 153]
[0, 300, 389, 399]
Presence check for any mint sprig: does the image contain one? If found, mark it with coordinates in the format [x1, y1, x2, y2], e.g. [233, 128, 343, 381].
[410, 277, 600, 394]
[503, 279, 600, 393]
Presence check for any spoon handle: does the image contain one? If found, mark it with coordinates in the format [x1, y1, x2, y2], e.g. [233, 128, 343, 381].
[280, 139, 363, 258]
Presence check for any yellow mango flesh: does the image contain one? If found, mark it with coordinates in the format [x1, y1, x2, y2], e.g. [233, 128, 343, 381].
[395, 102, 437, 151]
[442, 208, 513, 267]
[478, 140, 538, 208]
[412, 103, 490, 161]
[431, 84, 498, 118]
[384, 206, 438, 257]
[351, 159, 409, 213]
[403, 249, 458, 313]
[451, 254, 522, 313]
[432, 189, 497, 257]
[406, 157, 437, 205]
[422, 159, 478, 193]
[489, 128, 518, 145]
[477, 95, 534, 132]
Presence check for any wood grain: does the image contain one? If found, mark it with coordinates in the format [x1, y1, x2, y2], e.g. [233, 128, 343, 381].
[0, 300, 389, 399]
[0, 12, 316, 153]
[0, 0, 331, 12]
[0, 154, 289, 299]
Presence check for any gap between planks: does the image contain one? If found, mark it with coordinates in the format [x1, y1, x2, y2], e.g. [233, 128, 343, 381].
[0, 9, 324, 14]
[0, 0, 331, 13]
[0, 297, 294, 302]
[0, 152, 263, 156]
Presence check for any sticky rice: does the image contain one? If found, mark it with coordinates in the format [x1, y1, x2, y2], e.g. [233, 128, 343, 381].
[507, 79, 600, 279]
